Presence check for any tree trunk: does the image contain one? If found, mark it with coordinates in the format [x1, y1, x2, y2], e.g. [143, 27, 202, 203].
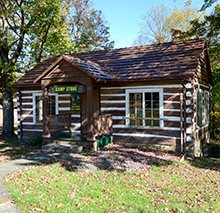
[2, 73, 15, 136]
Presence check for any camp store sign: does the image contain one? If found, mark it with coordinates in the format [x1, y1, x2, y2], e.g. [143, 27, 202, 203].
[54, 85, 86, 111]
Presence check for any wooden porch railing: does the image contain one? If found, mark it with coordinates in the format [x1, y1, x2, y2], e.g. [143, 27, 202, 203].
[49, 114, 72, 133]
[49, 113, 113, 137]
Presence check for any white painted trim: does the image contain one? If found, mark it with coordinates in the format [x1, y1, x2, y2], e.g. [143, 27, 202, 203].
[59, 107, 70, 111]
[59, 100, 70, 104]
[101, 107, 126, 111]
[101, 100, 125, 103]
[163, 93, 180, 96]
[61, 130, 81, 134]
[101, 84, 182, 90]
[113, 133, 180, 140]
[101, 94, 125, 97]
[164, 101, 180, 104]
[163, 127, 181, 131]
[22, 103, 33, 105]
[22, 114, 33, 118]
[194, 82, 209, 89]
[22, 122, 35, 125]
[23, 129, 43, 132]
[71, 114, 80, 118]
[58, 94, 70, 97]
[22, 90, 41, 93]
[112, 125, 127, 128]
[33, 93, 59, 124]
[21, 108, 33, 111]
[164, 109, 180, 112]
[112, 125, 161, 129]
[125, 88, 164, 128]
[22, 96, 32, 99]
[112, 125, 180, 131]
[163, 116, 180, 121]
[195, 124, 209, 133]
[71, 123, 81, 126]
[112, 116, 124, 120]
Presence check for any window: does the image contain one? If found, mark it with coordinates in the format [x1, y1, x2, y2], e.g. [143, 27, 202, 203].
[35, 96, 43, 123]
[126, 89, 163, 128]
[196, 89, 203, 128]
[34, 94, 58, 124]
[204, 91, 209, 125]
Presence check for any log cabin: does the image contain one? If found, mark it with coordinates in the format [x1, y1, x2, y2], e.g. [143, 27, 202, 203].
[12, 38, 212, 156]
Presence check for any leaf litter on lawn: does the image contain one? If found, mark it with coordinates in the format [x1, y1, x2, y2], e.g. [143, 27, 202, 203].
[41, 144, 183, 172]
[5, 144, 220, 212]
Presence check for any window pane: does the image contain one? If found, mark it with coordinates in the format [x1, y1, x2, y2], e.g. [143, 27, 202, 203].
[196, 91, 203, 127]
[204, 92, 209, 125]
[145, 92, 151, 101]
[129, 93, 135, 109]
[35, 96, 42, 123]
[153, 100, 159, 109]
[130, 119, 136, 126]
[145, 110, 151, 118]
[145, 101, 151, 109]
[129, 109, 135, 118]
[129, 93, 143, 126]
[145, 120, 151, 126]
[153, 92, 159, 101]
[153, 110, 159, 118]
[49, 96, 56, 115]
[153, 120, 160, 127]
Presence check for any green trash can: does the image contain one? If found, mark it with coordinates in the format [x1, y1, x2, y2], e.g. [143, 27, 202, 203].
[96, 136, 104, 148]
[103, 134, 113, 146]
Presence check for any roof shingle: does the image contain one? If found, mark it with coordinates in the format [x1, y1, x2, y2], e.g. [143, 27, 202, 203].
[12, 38, 207, 88]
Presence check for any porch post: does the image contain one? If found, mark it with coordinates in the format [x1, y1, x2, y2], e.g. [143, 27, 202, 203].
[42, 86, 51, 138]
[86, 80, 95, 141]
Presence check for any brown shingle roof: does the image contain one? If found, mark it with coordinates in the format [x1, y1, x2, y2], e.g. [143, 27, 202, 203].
[12, 38, 208, 88]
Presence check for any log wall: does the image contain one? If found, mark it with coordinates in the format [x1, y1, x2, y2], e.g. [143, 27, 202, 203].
[100, 84, 184, 150]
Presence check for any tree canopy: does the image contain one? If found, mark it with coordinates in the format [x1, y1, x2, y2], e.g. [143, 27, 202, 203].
[0, 0, 114, 136]
[133, 4, 202, 45]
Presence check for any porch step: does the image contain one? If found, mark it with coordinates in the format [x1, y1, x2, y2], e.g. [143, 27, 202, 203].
[42, 143, 83, 153]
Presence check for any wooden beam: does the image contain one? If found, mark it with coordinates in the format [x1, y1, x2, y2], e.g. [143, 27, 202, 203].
[42, 86, 50, 138]
[86, 79, 94, 141]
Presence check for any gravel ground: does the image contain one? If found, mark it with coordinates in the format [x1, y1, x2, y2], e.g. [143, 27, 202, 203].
[45, 145, 184, 172]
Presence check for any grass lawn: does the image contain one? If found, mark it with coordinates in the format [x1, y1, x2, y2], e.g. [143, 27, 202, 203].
[0, 135, 41, 163]
[5, 153, 220, 212]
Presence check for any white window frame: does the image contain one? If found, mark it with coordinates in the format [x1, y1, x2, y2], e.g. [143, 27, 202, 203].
[125, 88, 163, 128]
[204, 90, 209, 126]
[33, 93, 59, 124]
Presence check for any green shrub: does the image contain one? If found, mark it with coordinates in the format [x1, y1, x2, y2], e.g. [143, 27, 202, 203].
[21, 133, 42, 146]
[211, 111, 220, 138]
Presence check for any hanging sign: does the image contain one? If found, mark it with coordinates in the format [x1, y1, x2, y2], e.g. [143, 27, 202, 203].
[70, 93, 81, 111]
[54, 85, 86, 93]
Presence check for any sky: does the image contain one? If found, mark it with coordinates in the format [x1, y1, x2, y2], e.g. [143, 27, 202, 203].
[92, 0, 205, 48]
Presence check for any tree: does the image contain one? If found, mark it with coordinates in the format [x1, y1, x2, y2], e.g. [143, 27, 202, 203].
[66, 0, 114, 53]
[133, 4, 202, 45]
[186, 0, 220, 137]
[0, 0, 114, 136]
[22, 0, 114, 68]
[133, 4, 171, 45]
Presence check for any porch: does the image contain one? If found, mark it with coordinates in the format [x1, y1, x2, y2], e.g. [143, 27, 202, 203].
[42, 112, 113, 150]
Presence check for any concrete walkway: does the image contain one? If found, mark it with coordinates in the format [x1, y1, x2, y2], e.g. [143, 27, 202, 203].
[0, 152, 63, 213]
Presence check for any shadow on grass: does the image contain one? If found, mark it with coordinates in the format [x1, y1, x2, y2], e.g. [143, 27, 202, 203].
[0, 135, 41, 163]
[187, 157, 220, 172]
[40, 145, 179, 173]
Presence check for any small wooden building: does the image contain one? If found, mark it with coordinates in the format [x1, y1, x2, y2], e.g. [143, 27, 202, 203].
[12, 38, 212, 156]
